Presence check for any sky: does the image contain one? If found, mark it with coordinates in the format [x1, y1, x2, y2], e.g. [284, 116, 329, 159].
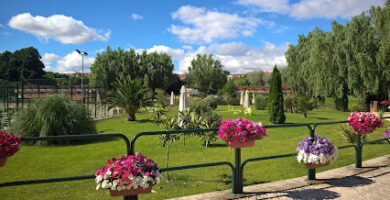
[0, 0, 386, 74]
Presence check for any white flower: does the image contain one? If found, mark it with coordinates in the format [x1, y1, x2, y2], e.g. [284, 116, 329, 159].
[101, 180, 112, 189]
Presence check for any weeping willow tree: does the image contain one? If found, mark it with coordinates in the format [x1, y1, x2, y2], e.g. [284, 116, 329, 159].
[286, 2, 390, 111]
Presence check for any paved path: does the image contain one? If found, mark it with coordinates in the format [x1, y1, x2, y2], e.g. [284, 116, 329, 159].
[171, 155, 390, 200]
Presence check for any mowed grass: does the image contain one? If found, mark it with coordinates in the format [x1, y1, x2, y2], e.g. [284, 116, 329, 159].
[0, 105, 389, 200]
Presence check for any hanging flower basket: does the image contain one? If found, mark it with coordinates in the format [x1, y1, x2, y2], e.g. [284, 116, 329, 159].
[0, 157, 7, 167]
[218, 118, 267, 148]
[0, 131, 22, 168]
[347, 112, 383, 135]
[305, 161, 330, 169]
[226, 139, 255, 148]
[296, 134, 338, 168]
[95, 152, 162, 197]
[109, 186, 152, 196]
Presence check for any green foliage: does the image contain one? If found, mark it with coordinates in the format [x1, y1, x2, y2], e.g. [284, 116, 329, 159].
[246, 70, 266, 86]
[348, 97, 366, 112]
[205, 97, 218, 110]
[186, 54, 229, 94]
[189, 100, 212, 116]
[90, 47, 174, 92]
[268, 66, 286, 124]
[229, 98, 240, 105]
[296, 97, 316, 118]
[105, 76, 150, 121]
[254, 96, 268, 110]
[0, 47, 45, 81]
[233, 77, 251, 86]
[284, 94, 298, 113]
[155, 89, 168, 107]
[9, 95, 96, 144]
[339, 125, 367, 143]
[149, 103, 169, 123]
[286, 4, 390, 107]
[222, 81, 235, 99]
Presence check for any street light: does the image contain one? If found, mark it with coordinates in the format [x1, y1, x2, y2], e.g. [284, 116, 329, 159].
[75, 49, 88, 104]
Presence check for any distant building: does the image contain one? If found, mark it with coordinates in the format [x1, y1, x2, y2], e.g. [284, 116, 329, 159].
[227, 74, 245, 80]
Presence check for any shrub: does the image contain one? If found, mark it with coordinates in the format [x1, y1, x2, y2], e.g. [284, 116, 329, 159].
[229, 98, 240, 105]
[339, 125, 367, 143]
[348, 98, 365, 112]
[254, 96, 268, 110]
[10, 95, 96, 145]
[296, 97, 316, 118]
[189, 100, 212, 116]
[205, 98, 218, 110]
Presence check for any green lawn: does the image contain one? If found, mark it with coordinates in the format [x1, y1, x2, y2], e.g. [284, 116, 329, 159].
[1, 105, 389, 200]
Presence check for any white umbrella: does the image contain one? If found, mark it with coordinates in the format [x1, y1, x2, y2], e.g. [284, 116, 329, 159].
[179, 85, 189, 112]
[170, 91, 174, 106]
[252, 93, 256, 104]
[240, 91, 244, 105]
[243, 90, 250, 108]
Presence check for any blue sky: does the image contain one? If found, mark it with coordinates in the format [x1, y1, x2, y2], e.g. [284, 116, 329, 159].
[0, 0, 385, 74]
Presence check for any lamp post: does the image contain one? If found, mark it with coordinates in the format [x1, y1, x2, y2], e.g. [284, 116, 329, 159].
[75, 49, 88, 104]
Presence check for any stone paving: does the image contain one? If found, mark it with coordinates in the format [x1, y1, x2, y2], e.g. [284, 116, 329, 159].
[171, 155, 390, 200]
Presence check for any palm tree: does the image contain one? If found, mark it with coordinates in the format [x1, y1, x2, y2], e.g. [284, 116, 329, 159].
[106, 76, 149, 121]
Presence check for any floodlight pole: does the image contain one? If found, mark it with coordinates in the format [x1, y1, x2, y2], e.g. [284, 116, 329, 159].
[76, 49, 88, 104]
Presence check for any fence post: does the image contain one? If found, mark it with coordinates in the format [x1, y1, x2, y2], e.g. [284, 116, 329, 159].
[21, 80, 24, 108]
[355, 134, 362, 168]
[16, 82, 19, 111]
[233, 148, 243, 193]
[307, 125, 316, 180]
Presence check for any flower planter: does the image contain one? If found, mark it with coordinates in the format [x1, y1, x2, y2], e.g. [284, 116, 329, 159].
[110, 187, 152, 196]
[0, 157, 7, 167]
[226, 139, 255, 148]
[305, 161, 330, 169]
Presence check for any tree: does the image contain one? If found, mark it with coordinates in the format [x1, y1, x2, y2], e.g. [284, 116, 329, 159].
[246, 70, 265, 86]
[268, 66, 286, 124]
[105, 76, 150, 121]
[145, 52, 174, 97]
[159, 116, 180, 180]
[165, 74, 184, 95]
[90, 47, 174, 94]
[0, 47, 45, 81]
[233, 77, 251, 86]
[186, 54, 229, 94]
[222, 80, 235, 102]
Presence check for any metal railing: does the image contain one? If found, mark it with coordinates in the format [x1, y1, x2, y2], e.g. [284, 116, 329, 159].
[0, 117, 389, 200]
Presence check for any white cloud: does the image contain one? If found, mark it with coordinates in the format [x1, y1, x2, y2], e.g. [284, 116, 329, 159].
[53, 52, 95, 73]
[172, 41, 288, 74]
[237, 0, 290, 13]
[131, 13, 144, 21]
[145, 45, 185, 59]
[8, 13, 110, 44]
[169, 5, 263, 44]
[237, 0, 385, 19]
[209, 42, 251, 56]
[290, 0, 385, 18]
[41, 53, 60, 71]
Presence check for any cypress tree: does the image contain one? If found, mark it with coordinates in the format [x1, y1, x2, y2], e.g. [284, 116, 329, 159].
[268, 66, 286, 124]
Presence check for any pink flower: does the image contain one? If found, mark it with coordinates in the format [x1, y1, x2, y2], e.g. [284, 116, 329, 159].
[217, 118, 267, 143]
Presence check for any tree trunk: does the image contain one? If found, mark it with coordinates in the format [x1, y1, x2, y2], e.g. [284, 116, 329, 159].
[126, 113, 136, 121]
[182, 133, 186, 146]
[304, 113, 307, 118]
[166, 143, 170, 179]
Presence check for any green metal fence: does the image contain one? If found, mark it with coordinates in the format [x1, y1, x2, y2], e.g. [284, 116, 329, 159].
[0, 79, 107, 119]
[0, 118, 389, 200]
